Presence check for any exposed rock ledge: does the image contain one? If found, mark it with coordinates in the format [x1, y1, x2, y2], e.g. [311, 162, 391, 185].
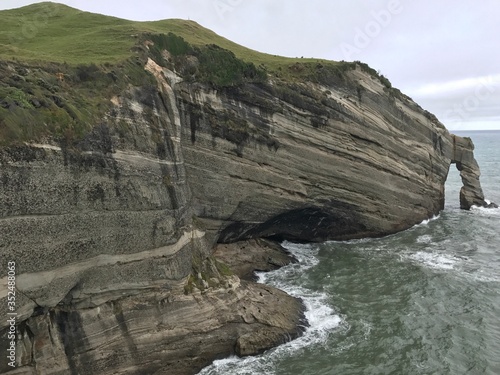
[6, 278, 304, 375]
[0, 57, 495, 375]
[214, 239, 298, 281]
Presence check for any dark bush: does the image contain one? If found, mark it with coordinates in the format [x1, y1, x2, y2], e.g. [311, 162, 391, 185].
[150, 32, 193, 57]
[196, 44, 267, 87]
[146, 33, 267, 88]
[75, 63, 100, 82]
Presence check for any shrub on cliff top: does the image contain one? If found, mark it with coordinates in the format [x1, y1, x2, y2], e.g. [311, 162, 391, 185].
[150, 32, 193, 57]
[147, 33, 267, 88]
[196, 44, 267, 87]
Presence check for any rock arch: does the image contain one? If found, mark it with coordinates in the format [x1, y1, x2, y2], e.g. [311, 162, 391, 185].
[449, 134, 497, 209]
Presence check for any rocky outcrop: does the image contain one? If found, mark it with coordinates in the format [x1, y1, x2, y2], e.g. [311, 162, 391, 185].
[449, 134, 498, 209]
[214, 239, 297, 281]
[0, 54, 494, 375]
[6, 279, 304, 375]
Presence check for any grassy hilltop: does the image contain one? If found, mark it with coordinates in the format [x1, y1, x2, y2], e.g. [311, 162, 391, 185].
[0, 2, 340, 70]
[0, 2, 392, 145]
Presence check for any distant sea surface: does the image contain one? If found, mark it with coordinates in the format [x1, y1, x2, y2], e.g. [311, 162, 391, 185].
[199, 130, 500, 375]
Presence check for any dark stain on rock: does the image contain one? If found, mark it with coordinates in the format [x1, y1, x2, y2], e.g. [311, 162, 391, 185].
[112, 301, 139, 362]
[189, 109, 200, 144]
[87, 183, 105, 203]
[77, 123, 113, 155]
[156, 142, 167, 159]
[2, 145, 46, 163]
[53, 309, 93, 375]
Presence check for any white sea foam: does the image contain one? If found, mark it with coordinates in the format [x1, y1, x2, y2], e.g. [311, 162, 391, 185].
[404, 249, 500, 284]
[416, 234, 432, 244]
[257, 242, 342, 348]
[328, 237, 378, 245]
[197, 242, 342, 375]
[414, 214, 440, 227]
[470, 203, 500, 216]
[406, 251, 457, 270]
[325, 215, 441, 249]
[470, 272, 500, 284]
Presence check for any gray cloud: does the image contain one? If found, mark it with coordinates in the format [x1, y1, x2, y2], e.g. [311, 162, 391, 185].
[2, 0, 499, 130]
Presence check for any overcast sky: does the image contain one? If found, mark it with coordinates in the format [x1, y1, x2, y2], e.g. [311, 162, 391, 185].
[2, 0, 500, 130]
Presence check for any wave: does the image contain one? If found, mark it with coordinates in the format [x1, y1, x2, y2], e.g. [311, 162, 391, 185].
[416, 234, 433, 244]
[328, 214, 442, 247]
[470, 203, 500, 216]
[470, 272, 500, 284]
[404, 251, 458, 270]
[197, 242, 342, 375]
[401, 247, 500, 285]
[414, 214, 440, 227]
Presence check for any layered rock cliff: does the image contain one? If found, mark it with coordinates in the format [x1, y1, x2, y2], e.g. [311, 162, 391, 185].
[0, 18, 494, 375]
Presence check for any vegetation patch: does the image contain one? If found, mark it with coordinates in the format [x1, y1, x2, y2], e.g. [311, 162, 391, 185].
[0, 58, 155, 145]
[214, 259, 233, 277]
[184, 248, 233, 295]
[146, 32, 267, 88]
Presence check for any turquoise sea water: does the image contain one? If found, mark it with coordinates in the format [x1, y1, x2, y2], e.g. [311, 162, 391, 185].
[199, 130, 500, 375]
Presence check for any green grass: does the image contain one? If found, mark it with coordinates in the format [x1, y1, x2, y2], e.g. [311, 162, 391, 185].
[0, 2, 347, 75]
[0, 55, 156, 145]
[0, 3, 141, 64]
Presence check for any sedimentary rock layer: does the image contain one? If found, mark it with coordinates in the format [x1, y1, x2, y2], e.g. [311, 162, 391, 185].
[5, 279, 304, 375]
[176, 65, 488, 243]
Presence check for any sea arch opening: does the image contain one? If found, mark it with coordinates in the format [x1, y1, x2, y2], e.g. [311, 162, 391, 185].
[444, 161, 463, 209]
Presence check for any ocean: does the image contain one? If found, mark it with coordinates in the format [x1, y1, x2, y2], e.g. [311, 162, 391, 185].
[198, 130, 500, 375]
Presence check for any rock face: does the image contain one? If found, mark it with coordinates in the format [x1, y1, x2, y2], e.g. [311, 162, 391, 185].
[176, 65, 491, 243]
[449, 134, 497, 209]
[6, 279, 304, 375]
[0, 56, 493, 375]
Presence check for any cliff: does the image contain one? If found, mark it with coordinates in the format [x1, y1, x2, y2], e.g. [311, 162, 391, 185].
[0, 3, 494, 375]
